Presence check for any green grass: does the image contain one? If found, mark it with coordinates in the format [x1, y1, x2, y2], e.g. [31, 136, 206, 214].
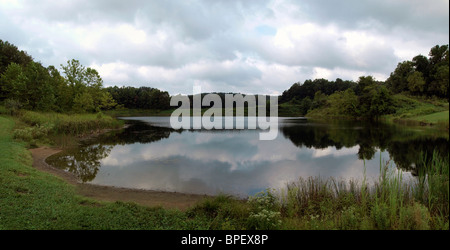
[415, 111, 449, 123]
[0, 115, 211, 230]
[386, 94, 449, 127]
[18, 110, 125, 134]
[5, 110, 125, 148]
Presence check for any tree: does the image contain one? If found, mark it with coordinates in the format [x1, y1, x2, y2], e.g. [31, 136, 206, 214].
[60, 59, 119, 112]
[98, 92, 118, 110]
[299, 97, 312, 116]
[359, 85, 394, 119]
[311, 91, 327, 110]
[429, 65, 449, 99]
[407, 71, 426, 95]
[48, 65, 73, 112]
[73, 92, 94, 113]
[0, 40, 33, 75]
[356, 76, 377, 95]
[386, 61, 414, 93]
[0, 63, 28, 102]
[412, 55, 430, 81]
[429, 45, 449, 66]
[61, 59, 86, 89]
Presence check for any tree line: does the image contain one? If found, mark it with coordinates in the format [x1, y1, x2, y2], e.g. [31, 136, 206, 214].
[0, 40, 117, 113]
[105, 86, 170, 110]
[0, 39, 170, 113]
[1, 39, 448, 117]
[280, 44, 449, 118]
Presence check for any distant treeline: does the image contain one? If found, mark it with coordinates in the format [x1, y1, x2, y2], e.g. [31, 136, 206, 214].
[105, 86, 170, 110]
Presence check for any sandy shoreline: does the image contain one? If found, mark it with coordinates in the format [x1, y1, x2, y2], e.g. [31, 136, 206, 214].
[30, 147, 208, 211]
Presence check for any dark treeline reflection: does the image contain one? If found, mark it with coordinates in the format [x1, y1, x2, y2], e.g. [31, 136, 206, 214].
[47, 118, 448, 184]
[279, 119, 449, 176]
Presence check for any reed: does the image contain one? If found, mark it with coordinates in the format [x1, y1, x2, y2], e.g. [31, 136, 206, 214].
[276, 151, 448, 229]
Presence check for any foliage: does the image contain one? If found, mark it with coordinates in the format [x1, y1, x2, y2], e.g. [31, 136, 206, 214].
[17, 110, 124, 136]
[105, 86, 171, 110]
[247, 190, 282, 230]
[280, 44, 448, 120]
[0, 40, 167, 114]
[3, 99, 23, 116]
[387, 44, 449, 99]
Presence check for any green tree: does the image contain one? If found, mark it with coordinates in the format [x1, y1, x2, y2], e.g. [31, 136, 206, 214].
[429, 65, 449, 98]
[311, 91, 327, 110]
[359, 85, 394, 119]
[412, 55, 430, 81]
[407, 71, 426, 95]
[0, 63, 28, 103]
[23, 61, 55, 111]
[48, 66, 73, 112]
[0, 40, 33, 75]
[356, 76, 377, 95]
[60, 59, 118, 112]
[73, 92, 95, 113]
[61, 59, 86, 89]
[386, 61, 414, 93]
[99, 92, 118, 110]
[299, 97, 312, 116]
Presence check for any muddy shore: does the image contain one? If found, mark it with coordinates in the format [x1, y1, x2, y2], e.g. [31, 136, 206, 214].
[30, 147, 208, 211]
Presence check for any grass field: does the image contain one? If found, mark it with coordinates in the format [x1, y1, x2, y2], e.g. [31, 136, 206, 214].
[414, 111, 449, 123]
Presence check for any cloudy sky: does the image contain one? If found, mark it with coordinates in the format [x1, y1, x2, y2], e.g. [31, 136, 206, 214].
[1, 0, 448, 95]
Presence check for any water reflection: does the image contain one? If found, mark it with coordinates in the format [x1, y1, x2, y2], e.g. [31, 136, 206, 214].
[47, 117, 449, 197]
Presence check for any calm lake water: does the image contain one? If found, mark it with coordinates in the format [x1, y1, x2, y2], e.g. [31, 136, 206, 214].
[47, 117, 449, 197]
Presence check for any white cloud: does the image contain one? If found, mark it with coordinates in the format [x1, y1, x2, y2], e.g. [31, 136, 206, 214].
[0, 0, 448, 95]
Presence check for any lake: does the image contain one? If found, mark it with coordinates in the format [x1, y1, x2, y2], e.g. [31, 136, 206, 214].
[47, 117, 449, 198]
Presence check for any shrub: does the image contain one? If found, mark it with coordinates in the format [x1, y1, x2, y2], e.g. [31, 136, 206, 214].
[247, 190, 281, 230]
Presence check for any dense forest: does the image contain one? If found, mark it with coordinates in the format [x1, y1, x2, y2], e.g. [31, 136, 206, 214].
[1, 39, 448, 118]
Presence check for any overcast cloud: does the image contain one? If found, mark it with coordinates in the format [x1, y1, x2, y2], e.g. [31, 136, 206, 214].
[0, 0, 448, 95]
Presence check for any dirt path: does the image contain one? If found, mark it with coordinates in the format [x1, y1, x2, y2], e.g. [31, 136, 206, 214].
[30, 147, 208, 211]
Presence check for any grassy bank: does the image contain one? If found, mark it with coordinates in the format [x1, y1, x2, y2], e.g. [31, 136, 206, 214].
[0, 109, 125, 147]
[384, 94, 449, 129]
[304, 94, 449, 129]
[0, 115, 213, 230]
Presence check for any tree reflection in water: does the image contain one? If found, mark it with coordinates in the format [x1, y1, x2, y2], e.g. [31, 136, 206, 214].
[47, 118, 448, 184]
[279, 119, 448, 176]
[47, 120, 173, 182]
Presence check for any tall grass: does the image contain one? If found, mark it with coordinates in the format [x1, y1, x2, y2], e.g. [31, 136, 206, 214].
[275, 152, 448, 230]
[11, 110, 124, 147]
[187, 151, 448, 230]
[19, 110, 124, 134]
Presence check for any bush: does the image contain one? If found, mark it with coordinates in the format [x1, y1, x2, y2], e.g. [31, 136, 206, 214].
[3, 99, 22, 116]
[399, 202, 430, 230]
[247, 190, 281, 230]
[13, 123, 54, 146]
